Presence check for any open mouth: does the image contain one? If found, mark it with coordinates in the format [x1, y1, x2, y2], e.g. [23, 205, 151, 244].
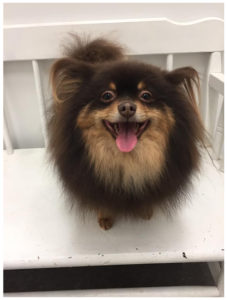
[103, 120, 150, 152]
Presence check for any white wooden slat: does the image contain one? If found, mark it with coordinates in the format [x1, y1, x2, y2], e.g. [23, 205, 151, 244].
[217, 262, 224, 297]
[201, 54, 212, 133]
[3, 286, 220, 297]
[208, 262, 221, 285]
[209, 73, 224, 95]
[219, 143, 224, 172]
[213, 100, 224, 161]
[166, 54, 173, 71]
[214, 130, 224, 161]
[32, 60, 48, 147]
[3, 18, 224, 61]
[3, 114, 13, 154]
[201, 52, 222, 135]
[206, 69, 224, 168]
[212, 94, 223, 140]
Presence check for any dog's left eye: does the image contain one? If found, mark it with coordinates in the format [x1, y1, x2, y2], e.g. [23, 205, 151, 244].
[101, 91, 116, 102]
[139, 90, 153, 103]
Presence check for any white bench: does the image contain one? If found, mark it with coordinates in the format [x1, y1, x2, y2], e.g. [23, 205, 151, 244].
[4, 18, 224, 297]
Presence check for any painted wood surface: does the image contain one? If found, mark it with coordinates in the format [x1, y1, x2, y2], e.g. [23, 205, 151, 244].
[4, 18, 224, 61]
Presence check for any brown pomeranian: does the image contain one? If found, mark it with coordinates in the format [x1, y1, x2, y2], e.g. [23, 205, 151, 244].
[48, 37, 204, 230]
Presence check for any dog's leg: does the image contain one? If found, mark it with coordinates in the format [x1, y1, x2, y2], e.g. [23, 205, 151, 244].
[98, 208, 114, 230]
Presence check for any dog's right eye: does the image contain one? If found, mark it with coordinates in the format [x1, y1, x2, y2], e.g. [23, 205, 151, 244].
[139, 90, 153, 103]
[101, 91, 116, 103]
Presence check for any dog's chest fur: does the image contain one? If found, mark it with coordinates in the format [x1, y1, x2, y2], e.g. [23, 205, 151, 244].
[83, 124, 166, 192]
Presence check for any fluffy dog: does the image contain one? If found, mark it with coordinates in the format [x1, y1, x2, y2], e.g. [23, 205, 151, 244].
[48, 37, 204, 230]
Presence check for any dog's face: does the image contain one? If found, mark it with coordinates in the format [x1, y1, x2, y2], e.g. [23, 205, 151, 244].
[51, 59, 203, 191]
[77, 62, 175, 151]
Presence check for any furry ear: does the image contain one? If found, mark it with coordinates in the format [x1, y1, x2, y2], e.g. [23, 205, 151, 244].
[165, 67, 200, 110]
[50, 58, 93, 104]
[166, 67, 206, 145]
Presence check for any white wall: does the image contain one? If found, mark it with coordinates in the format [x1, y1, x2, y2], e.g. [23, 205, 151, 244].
[3, 3, 224, 149]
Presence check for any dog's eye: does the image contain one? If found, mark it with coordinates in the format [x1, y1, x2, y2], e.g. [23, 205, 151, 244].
[101, 91, 116, 102]
[139, 90, 153, 103]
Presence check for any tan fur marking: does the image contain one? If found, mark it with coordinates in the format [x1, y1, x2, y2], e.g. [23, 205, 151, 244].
[76, 104, 94, 129]
[109, 81, 117, 91]
[109, 82, 117, 90]
[77, 101, 120, 129]
[76, 101, 175, 192]
[137, 81, 145, 90]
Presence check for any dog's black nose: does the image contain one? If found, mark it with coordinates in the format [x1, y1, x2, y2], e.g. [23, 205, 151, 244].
[118, 101, 136, 118]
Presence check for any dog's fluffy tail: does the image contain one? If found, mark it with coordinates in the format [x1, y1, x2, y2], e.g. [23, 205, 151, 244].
[64, 35, 125, 64]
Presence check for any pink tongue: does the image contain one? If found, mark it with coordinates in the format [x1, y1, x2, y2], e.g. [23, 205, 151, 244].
[116, 123, 138, 152]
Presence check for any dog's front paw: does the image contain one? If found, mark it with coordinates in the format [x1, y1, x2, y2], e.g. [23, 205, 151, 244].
[98, 217, 113, 230]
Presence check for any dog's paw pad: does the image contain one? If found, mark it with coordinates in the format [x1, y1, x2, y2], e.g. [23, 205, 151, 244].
[98, 218, 113, 230]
